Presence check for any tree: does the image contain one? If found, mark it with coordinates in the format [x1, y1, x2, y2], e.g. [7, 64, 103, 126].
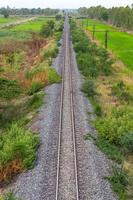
[40, 20, 55, 37]
[1, 8, 9, 18]
[55, 14, 62, 21]
[101, 10, 109, 21]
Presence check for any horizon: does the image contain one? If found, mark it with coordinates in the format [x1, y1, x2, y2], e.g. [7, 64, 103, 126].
[0, 0, 132, 9]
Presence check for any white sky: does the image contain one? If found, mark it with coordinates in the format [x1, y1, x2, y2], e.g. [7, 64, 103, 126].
[0, 0, 132, 9]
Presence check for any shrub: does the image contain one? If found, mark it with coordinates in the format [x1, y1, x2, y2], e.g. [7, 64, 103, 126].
[44, 45, 59, 59]
[94, 104, 102, 116]
[28, 81, 44, 95]
[120, 132, 133, 154]
[112, 80, 133, 102]
[40, 20, 55, 38]
[95, 106, 133, 143]
[0, 78, 22, 99]
[0, 123, 39, 182]
[0, 192, 21, 200]
[27, 92, 44, 110]
[48, 68, 61, 84]
[107, 166, 128, 199]
[81, 80, 96, 97]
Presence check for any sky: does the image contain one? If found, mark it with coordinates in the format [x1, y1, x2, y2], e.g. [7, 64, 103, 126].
[0, 0, 132, 9]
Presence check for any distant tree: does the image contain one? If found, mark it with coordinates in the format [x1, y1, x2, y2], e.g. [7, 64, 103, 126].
[101, 10, 109, 21]
[55, 14, 62, 21]
[1, 8, 9, 18]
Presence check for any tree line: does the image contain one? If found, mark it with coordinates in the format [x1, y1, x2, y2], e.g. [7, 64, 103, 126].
[78, 5, 133, 30]
[0, 7, 59, 17]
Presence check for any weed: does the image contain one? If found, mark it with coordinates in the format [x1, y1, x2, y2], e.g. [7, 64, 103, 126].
[112, 80, 133, 102]
[0, 78, 22, 100]
[94, 104, 102, 116]
[95, 106, 133, 143]
[107, 166, 128, 200]
[27, 92, 44, 110]
[0, 123, 39, 182]
[0, 192, 21, 200]
[81, 80, 96, 97]
[96, 138, 123, 164]
[48, 67, 61, 84]
[28, 81, 44, 95]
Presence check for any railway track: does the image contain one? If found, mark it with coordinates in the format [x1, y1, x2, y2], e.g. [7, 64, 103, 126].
[55, 16, 79, 200]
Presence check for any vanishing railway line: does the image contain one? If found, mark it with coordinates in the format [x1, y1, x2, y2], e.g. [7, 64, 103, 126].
[55, 16, 79, 200]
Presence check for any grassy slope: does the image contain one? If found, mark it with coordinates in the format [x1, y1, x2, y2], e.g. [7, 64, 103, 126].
[0, 17, 62, 186]
[83, 19, 133, 70]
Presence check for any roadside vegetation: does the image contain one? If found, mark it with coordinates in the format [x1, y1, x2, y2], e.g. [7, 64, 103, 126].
[0, 16, 63, 186]
[70, 19, 133, 199]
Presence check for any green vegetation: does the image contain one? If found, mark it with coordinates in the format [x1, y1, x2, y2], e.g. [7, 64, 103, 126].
[0, 192, 21, 200]
[40, 20, 55, 37]
[107, 167, 128, 200]
[0, 16, 63, 184]
[70, 19, 133, 199]
[0, 78, 22, 99]
[0, 17, 17, 25]
[28, 82, 44, 95]
[82, 18, 133, 70]
[81, 80, 96, 97]
[78, 5, 133, 30]
[27, 92, 44, 110]
[0, 123, 39, 182]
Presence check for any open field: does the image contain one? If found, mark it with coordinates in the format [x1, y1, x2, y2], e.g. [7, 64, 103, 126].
[11, 17, 55, 32]
[0, 17, 55, 41]
[82, 19, 133, 70]
[0, 17, 19, 25]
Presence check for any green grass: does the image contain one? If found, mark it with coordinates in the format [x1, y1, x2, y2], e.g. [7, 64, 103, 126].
[0, 78, 22, 100]
[0, 17, 18, 25]
[0, 17, 55, 41]
[11, 17, 55, 32]
[0, 192, 21, 200]
[82, 19, 133, 70]
[0, 123, 39, 179]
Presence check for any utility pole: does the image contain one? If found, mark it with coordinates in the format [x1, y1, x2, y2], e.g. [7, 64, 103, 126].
[93, 24, 95, 40]
[105, 30, 109, 49]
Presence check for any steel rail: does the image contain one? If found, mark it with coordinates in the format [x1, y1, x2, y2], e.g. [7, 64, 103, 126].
[55, 16, 79, 200]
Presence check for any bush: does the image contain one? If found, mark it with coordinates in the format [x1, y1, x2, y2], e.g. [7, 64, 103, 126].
[120, 132, 133, 154]
[107, 167, 128, 199]
[27, 92, 44, 110]
[112, 80, 133, 102]
[0, 192, 21, 200]
[40, 20, 55, 38]
[82, 80, 96, 97]
[0, 78, 22, 99]
[28, 82, 44, 95]
[48, 68, 61, 84]
[0, 123, 39, 182]
[94, 104, 102, 116]
[95, 106, 133, 143]
[44, 45, 59, 59]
